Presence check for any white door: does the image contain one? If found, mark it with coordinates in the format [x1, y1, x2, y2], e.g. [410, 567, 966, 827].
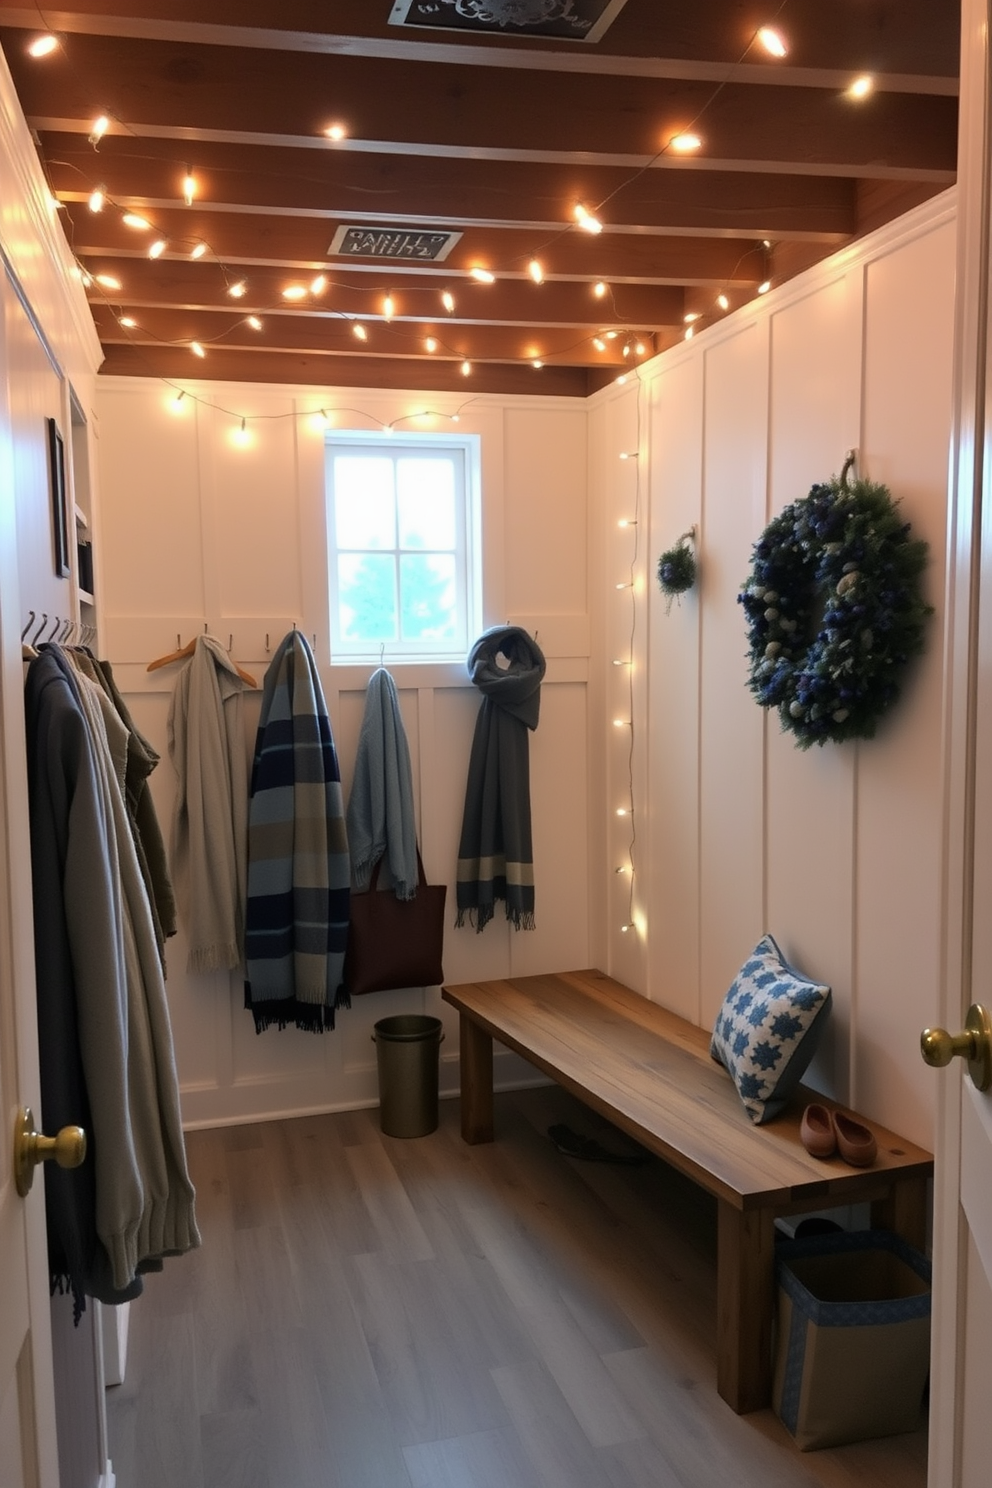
[928, 2, 992, 1482]
[0, 276, 61, 1484]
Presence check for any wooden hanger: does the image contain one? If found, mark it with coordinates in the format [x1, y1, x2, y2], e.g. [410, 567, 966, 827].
[147, 630, 256, 687]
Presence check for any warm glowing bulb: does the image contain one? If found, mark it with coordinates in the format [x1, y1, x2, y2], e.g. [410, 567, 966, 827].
[848, 75, 874, 99]
[616, 374, 628, 384]
[528, 259, 544, 284]
[757, 27, 787, 57]
[324, 123, 347, 141]
[758, 280, 772, 295]
[684, 312, 700, 323]
[593, 281, 607, 298]
[605, 330, 618, 340]
[190, 242, 208, 260]
[470, 267, 495, 283]
[119, 315, 137, 327]
[424, 337, 438, 352]
[169, 391, 187, 415]
[282, 285, 307, 301]
[532, 359, 543, 369]
[228, 280, 246, 298]
[94, 273, 121, 290]
[613, 718, 630, 728]
[89, 115, 110, 144]
[684, 326, 695, 340]
[88, 186, 106, 213]
[635, 342, 646, 356]
[617, 518, 636, 528]
[247, 315, 262, 330]
[148, 239, 166, 259]
[593, 338, 606, 352]
[352, 322, 368, 341]
[616, 807, 628, 816]
[310, 274, 327, 295]
[615, 865, 627, 874]
[232, 418, 251, 448]
[383, 294, 395, 318]
[461, 360, 472, 376]
[190, 341, 205, 358]
[619, 451, 636, 461]
[122, 212, 150, 230]
[669, 132, 702, 154]
[28, 34, 59, 57]
[717, 293, 730, 311]
[183, 172, 196, 205]
[442, 291, 455, 313]
[574, 203, 603, 234]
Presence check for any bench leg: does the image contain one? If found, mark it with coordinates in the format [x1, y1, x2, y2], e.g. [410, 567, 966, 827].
[716, 1203, 776, 1414]
[459, 1014, 494, 1144]
[872, 1174, 929, 1251]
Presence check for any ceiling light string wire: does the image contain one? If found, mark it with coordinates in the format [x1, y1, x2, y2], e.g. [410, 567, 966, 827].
[160, 378, 482, 437]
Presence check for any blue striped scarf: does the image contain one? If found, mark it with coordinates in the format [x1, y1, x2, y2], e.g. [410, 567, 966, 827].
[244, 632, 350, 1031]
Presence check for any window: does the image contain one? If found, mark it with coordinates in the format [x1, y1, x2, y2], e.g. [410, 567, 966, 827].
[325, 432, 480, 663]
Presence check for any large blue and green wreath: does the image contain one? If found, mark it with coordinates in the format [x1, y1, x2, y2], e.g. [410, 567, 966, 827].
[738, 460, 932, 748]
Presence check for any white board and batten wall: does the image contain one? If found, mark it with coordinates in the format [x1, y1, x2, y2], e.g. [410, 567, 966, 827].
[589, 189, 956, 1153]
[95, 385, 594, 1128]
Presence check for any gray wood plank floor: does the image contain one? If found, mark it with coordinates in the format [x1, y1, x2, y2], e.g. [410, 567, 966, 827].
[106, 1087, 928, 1488]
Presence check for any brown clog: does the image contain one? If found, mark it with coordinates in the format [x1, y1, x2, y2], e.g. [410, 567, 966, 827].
[834, 1111, 877, 1167]
[799, 1103, 837, 1159]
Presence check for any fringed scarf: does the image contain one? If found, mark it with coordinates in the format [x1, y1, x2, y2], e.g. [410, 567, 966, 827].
[455, 625, 546, 932]
[244, 632, 350, 1031]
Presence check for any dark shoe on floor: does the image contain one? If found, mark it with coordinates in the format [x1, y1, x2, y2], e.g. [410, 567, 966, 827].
[548, 1124, 650, 1165]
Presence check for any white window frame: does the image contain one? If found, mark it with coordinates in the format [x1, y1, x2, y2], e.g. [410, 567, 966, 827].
[325, 430, 482, 664]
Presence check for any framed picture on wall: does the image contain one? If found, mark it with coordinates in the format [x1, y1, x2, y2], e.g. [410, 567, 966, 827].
[47, 416, 69, 579]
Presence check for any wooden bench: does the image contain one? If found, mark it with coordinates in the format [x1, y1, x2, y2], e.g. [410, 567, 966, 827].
[441, 968, 934, 1416]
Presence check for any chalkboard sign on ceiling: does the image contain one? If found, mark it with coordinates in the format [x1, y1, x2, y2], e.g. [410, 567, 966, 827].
[387, 0, 630, 45]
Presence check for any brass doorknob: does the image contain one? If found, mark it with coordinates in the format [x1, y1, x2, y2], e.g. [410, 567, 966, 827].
[13, 1106, 86, 1198]
[920, 1003, 992, 1092]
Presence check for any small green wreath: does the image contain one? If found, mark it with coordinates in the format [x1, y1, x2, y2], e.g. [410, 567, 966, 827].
[657, 530, 697, 613]
[738, 461, 932, 748]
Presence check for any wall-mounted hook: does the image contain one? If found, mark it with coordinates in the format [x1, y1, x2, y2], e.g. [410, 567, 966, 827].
[228, 634, 233, 651]
[379, 641, 385, 667]
[59, 617, 73, 641]
[265, 632, 270, 652]
[46, 615, 61, 641]
[31, 613, 48, 644]
[21, 610, 35, 641]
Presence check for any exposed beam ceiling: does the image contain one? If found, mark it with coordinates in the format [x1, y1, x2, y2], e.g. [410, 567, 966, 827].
[0, 1, 959, 396]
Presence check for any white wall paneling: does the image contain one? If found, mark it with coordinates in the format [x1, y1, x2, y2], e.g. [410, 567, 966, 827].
[96, 381, 594, 1127]
[590, 190, 956, 1149]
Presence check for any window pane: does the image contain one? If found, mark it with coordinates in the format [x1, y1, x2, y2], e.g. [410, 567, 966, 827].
[400, 554, 457, 641]
[334, 456, 396, 549]
[338, 553, 397, 641]
[397, 458, 456, 550]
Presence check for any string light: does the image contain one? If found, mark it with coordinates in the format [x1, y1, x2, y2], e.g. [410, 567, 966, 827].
[716, 293, 730, 311]
[227, 280, 247, 298]
[88, 115, 110, 145]
[528, 259, 544, 284]
[282, 285, 307, 301]
[246, 315, 263, 330]
[88, 186, 106, 213]
[848, 75, 874, 100]
[148, 239, 166, 259]
[461, 360, 472, 376]
[424, 337, 438, 352]
[669, 132, 702, 153]
[617, 517, 637, 528]
[593, 338, 607, 352]
[593, 281, 607, 298]
[442, 291, 455, 313]
[684, 326, 695, 340]
[758, 280, 772, 295]
[190, 341, 205, 358]
[382, 293, 395, 319]
[190, 242, 208, 260]
[324, 123, 347, 140]
[574, 203, 603, 234]
[183, 171, 196, 206]
[531, 359, 543, 369]
[119, 315, 137, 327]
[684, 312, 700, 323]
[169, 390, 187, 414]
[614, 391, 643, 938]
[757, 27, 787, 57]
[352, 323, 368, 341]
[95, 273, 121, 289]
[122, 213, 151, 230]
[470, 267, 496, 283]
[232, 417, 251, 447]
[27, 34, 59, 57]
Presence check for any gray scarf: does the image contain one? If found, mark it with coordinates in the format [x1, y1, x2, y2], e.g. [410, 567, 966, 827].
[455, 626, 546, 931]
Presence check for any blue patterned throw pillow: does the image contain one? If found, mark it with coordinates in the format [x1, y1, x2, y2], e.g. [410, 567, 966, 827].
[711, 934, 832, 1124]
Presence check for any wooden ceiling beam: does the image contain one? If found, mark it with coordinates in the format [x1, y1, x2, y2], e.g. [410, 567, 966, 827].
[42, 136, 857, 241]
[3, 34, 957, 177]
[0, 2, 959, 82]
